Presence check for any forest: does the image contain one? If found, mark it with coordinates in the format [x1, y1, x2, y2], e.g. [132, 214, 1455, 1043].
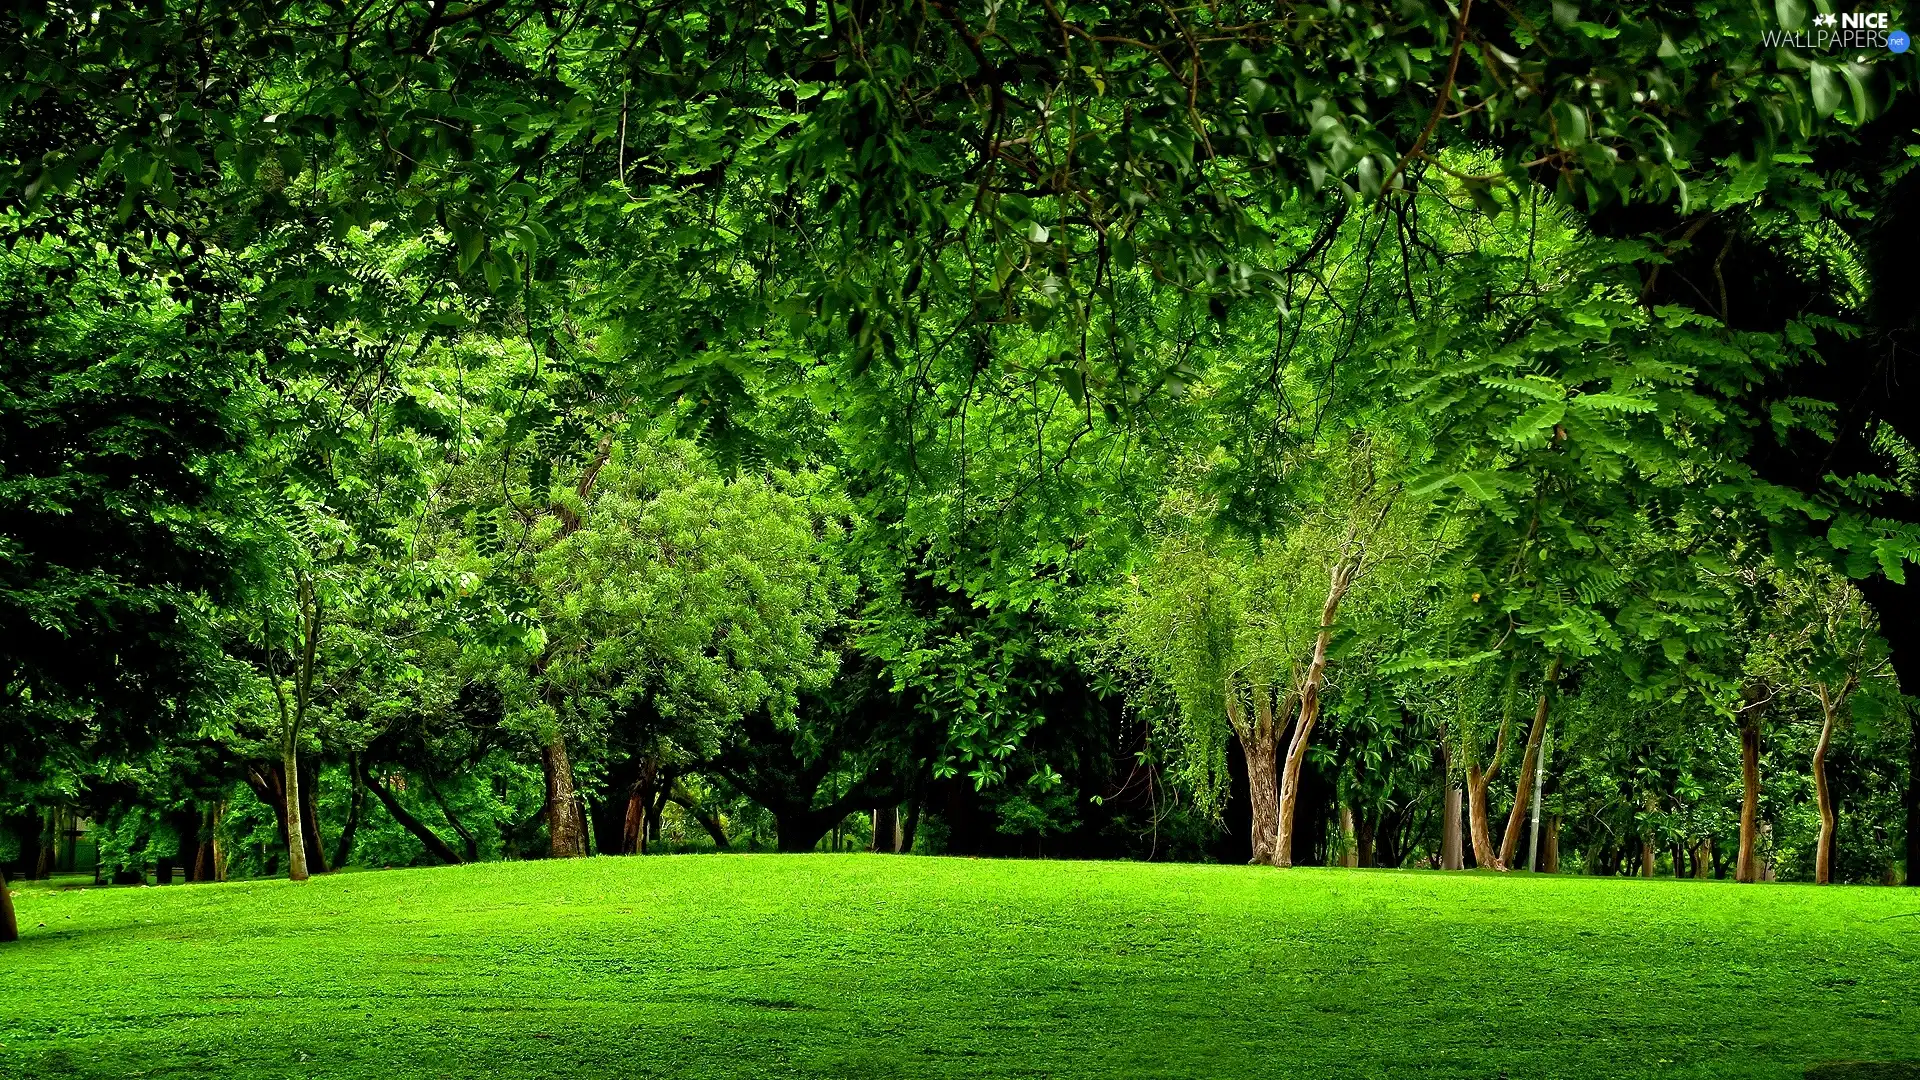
[4, 0, 1920, 961]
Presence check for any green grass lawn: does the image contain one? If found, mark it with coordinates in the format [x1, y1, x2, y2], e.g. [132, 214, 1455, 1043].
[3, 856, 1917, 1079]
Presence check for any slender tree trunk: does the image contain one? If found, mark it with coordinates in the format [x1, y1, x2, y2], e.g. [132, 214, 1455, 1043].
[428, 779, 481, 863]
[282, 735, 310, 882]
[1276, 560, 1359, 868]
[1542, 815, 1561, 873]
[1442, 786, 1464, 870]
[211, 801, 228, 882]
[1, 868, 17, 942]
[1814, 686, 1841, 885]
[542, 731, 587, 858]
[1500, 658, 1560, 868]
[1355, 811, 1375, 868]
[1738, 712, 1764, 883]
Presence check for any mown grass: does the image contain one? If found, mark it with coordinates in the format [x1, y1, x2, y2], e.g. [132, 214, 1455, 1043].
[3, 855, 1918, 1079]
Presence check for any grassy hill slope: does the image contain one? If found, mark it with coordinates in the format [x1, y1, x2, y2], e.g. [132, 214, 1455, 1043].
[3, 855, 1917, 1079]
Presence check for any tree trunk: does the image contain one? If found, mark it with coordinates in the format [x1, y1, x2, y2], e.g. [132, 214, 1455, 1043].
[1465, 762, 1502, 870]
[1355, 811, 1375, 868]
[299, 762, 329, 875]
[871, 806, 900, 853]
[0, 869, 17, 942]
[1228, 675, 1282, 866]
[1738, 711, 1764, 883]
[1500, 659, 1560, 868]
[428, 779, 481, 863]
[542, 731, 587, 858]
[1338, 806, 1359, 867]
[669, 789, 730, 850]
[334, 762, 363, 870]
[1276, 560, 1358, 868]
[1244, 724, 1281, 866]
[901, 797, 923, 854]
[282, 735, 310, 882]
[358, 761, 464, 865]
[1542, 815, 1561, 873]
[1442, 786, 1464, 870]
[1692, 838, 1711, 880]
[211, 801, 228, 882]
[1814, 686, 1841, 885]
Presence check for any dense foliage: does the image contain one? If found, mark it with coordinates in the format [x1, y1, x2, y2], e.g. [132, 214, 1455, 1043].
[4, 0, 1918, 938]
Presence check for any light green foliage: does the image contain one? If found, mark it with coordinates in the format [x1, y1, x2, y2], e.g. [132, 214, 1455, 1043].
[520, 442, 853, 759]
[6, 858, 1920, 1077]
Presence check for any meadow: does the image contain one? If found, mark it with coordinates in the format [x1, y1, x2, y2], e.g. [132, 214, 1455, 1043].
[4, 856, 1917, 1079]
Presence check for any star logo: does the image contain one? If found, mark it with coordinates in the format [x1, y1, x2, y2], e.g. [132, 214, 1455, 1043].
[1813, 12, 1839, 26]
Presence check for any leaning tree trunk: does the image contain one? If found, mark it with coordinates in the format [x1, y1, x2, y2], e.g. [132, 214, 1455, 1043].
[1499, 658, 1560, 868]
[1738, 711, 1764, 883]
[1464, 761, 1503, 870]
[0, 868, 17, 942]
[1814, 685, 1842, 885]
[1275, 559, 1359, 868]
[358, 761, 464, 865]
[282, 734, 310, 882]
[542, 731, 587, 858]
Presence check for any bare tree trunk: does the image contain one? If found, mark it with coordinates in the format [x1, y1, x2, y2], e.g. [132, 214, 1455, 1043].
[1542, 815, 1561, 873]
[1276, 560, 1359, 868]
[1442, 786, 1464, 870]
[1228, 677, 1282, 866]
[1500, 658, 1560, 868]
[1355, 811, 1375, 868]
[211, 801, 228, 882]
[1691, 838, 1711, 880]
[282, 735, 310, 882]
[1814, 685, 1841, 885]
[0, 869, 17, 942]
[668, 788, 730, 850]
[1738, 712, 1764, 883]
[1465, 762, 1502, 870]
[901, 797, 923, 854]
[542, 732, 587, 858]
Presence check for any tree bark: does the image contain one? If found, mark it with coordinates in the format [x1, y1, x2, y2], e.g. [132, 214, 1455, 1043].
[1227, 675, 1282, 866]
[1691, 838, 1711, 880]
[542, 731, 587, 858]
[358, 761, 464, 865]
[1542, 815, 1561, 873]
[0, 869, 17, 942]
[1442, 786, 1464, 870]
[428, 778, 481, 863]
[1276, 560, 1359, 868]
[282, 735, 310, 882]
[1355, 811, 1375, 868]
[1738, 707, 1764, 883]
[1814, 684, 1841, 884]
[299, 762, 328, 875]
[1338, 806, 1359, 867]
[1500, 658, 1560, 868]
